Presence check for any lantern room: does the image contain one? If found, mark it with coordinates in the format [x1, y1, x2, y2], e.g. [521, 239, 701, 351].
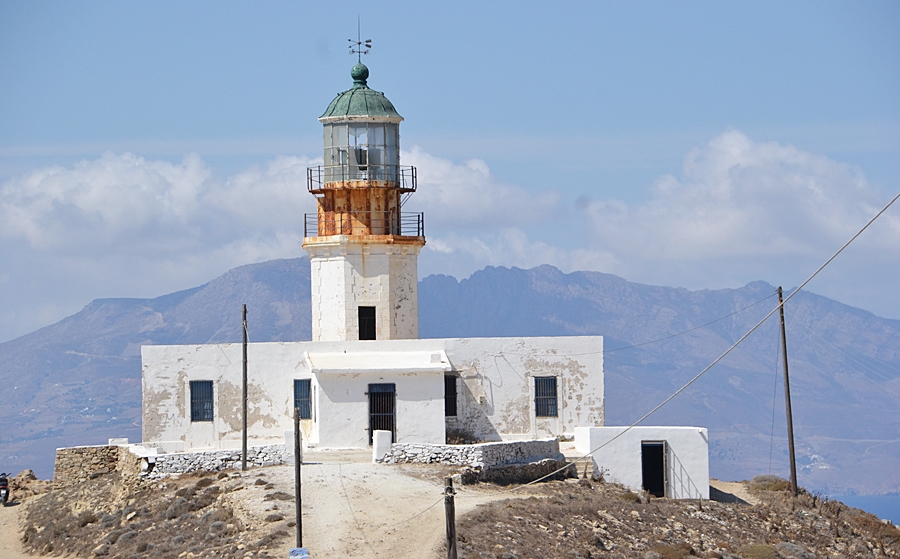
[303, 62, 425, 342]
[305, 62, 420, 238]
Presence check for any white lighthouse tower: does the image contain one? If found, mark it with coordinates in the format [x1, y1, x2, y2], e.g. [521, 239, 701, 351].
[303, 62, 425, 342]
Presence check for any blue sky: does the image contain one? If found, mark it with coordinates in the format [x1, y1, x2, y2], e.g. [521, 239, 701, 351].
[1, 1, 898, 342]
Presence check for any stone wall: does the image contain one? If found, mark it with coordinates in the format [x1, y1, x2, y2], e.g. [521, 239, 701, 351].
[54, 445, 122, 485]
[381, 438, 563, 468]
[143, 444, 288, 479]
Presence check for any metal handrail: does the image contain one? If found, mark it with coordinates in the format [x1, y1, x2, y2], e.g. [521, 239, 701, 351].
[307, 165, 417, 193]
[304, 211, 424, 238]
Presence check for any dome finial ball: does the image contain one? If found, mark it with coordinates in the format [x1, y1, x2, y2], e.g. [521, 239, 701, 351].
[351, 63, 369, 85]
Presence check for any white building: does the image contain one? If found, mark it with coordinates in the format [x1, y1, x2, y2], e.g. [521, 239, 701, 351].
[141, 62, 604, 452]
[140, 61, 707, 498]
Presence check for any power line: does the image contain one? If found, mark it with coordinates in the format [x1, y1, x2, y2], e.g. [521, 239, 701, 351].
[463, 189, 900, 497]
[494, 292, 778, 358]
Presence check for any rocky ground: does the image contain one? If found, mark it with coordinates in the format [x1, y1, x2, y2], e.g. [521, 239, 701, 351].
[4, 459, 899, 559]
[456, 476, 900, 558]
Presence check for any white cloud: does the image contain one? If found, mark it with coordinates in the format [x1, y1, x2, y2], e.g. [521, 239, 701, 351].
[414, 130, 899, 319]
[0, 152, 319, 341]
[1, 133, 897, 342]
[403, 146, 563, 229]
[577, 130, 899, 289]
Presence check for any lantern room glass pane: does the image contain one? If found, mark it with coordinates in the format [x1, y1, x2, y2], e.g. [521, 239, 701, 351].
[385, 125, 398, 147]
[349, 124, 368, 147]
[330, 124, 347, 150]
[372, 124, 385, 146]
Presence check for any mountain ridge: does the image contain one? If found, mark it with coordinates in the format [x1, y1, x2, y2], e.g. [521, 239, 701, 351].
[1, 257, 898, 496]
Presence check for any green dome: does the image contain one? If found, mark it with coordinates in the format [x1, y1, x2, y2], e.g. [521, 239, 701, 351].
[320, 63, 402, 121]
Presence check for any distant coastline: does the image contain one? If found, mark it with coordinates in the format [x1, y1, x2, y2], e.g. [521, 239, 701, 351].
[831, 494, 900, 524]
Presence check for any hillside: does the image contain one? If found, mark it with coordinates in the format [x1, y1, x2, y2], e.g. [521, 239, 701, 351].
[5, 457, 900, 559]
[1, 258, 898, 495]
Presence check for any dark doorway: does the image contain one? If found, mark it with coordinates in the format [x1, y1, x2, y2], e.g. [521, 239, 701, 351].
[359, 306, 376, 340]
[444, 375, 457, 417]
[641, 441, 667, 497]
[368, 383, 395, 445]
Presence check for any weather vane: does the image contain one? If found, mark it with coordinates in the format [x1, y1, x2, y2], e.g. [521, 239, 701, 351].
[348, 17, 371, 62]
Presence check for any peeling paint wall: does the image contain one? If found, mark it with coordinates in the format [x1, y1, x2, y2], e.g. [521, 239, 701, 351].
[306, 241, 422, 342]
[141, 335, 603, 451]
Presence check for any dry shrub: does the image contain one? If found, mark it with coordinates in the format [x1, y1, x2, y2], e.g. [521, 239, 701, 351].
[749, 475, 791, 493]
[737, 543, 776, 559]
[620, 490, 640, 502]
[649, 542, 694, 558]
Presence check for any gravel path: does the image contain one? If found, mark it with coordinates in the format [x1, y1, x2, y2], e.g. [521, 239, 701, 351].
[240, 450, 537, 558]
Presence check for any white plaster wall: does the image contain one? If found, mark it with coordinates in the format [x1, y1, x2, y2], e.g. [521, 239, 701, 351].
[445, 336, 604, 441]
[574, 426, 709, 499]
[142, 343, 319, 450]
[316, 370, 444, 447]
[142, 335, 604, 451]
[306, 240, 422, 342]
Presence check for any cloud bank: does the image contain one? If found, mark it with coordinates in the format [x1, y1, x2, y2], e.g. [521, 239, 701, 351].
[0, 130, 897, 342]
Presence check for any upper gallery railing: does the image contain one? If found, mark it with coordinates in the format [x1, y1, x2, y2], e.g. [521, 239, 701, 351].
[304, 211, 424, 238]
[307, 165, 417, 193]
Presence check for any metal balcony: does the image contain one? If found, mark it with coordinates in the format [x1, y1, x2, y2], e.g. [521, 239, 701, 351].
[307, 165, 417, 193]
[304, 211, 424, 238]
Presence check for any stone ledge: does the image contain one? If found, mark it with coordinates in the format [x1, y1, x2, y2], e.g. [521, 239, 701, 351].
[382, 439, 564, 469]
[142, 444, 289, 479]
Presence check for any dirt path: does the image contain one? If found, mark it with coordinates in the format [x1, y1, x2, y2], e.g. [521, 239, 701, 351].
[710, 478, 760, 505]
[7, 451, 545, 559]
[238, 451, 541, 558]
[0, 502, 38, 559]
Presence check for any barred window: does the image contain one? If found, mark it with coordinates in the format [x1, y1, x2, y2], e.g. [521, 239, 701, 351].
[534, 377, 558, 418]
[294, 379, 312, 420]
[444, 375, 457, 417]
[190, 381, 214, 422]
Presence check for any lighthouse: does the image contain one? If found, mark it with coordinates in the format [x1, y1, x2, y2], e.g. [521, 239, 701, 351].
[303, 62, 425, 342]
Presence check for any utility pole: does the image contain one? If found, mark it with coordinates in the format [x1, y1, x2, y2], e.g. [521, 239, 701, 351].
[294, 406, 303, 548]
[777, 287, 799, 497]
[242, 304, 248, 472]
[444, 477, 457, 559]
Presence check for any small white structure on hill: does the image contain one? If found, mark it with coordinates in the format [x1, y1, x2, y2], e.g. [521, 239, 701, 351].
[576, 426, 710, 499]
[139, 61, 708, 499]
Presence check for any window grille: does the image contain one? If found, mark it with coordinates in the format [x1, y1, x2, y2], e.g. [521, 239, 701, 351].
[534, 377, 558, 417]
[190, 380, 214, 422]
[444, 375, 458, 417]
[368, 383, 395, 445]
[294, 379, 312, 420]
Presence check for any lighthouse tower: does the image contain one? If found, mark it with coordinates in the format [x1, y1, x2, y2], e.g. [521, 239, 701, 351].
[303, 63, 425, 342]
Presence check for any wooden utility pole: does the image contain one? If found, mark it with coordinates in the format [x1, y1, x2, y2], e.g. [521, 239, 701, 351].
[444, 477, 457, 559]
[294, 406, 303, 548]
[777, 287, 799, 497]
[242, 304, 248, 472]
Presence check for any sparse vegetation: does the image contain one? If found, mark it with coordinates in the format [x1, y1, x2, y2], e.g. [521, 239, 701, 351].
[10, 466, 900, 559]
[456, 477, 900, 558]
[20, 470, 290, 558]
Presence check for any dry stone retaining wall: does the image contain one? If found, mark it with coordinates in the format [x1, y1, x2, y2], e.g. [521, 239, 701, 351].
[382, 439, 563, 468]
[54, 445, 122, 485]
[143, 444, 288, 479]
